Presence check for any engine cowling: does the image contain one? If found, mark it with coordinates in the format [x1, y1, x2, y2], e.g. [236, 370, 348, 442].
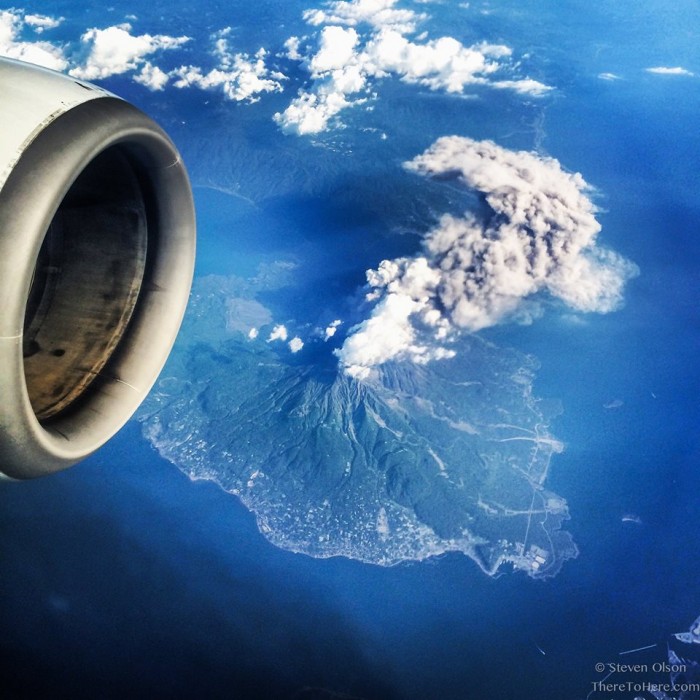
[0, 57, 195, 479]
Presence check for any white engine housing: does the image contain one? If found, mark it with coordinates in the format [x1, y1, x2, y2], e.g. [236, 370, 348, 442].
[0, 58, 195, 478]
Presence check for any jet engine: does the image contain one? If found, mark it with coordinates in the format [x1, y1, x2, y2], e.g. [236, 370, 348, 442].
[0, 58, 195, 479]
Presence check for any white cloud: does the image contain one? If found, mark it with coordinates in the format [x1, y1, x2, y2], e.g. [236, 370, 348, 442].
[492, 77, 552, 96]
[0, 12, 284, 105]
[0, 9, 67, 70]
[338, 293, 429, 376]
[284, 36, 303, 61]
[70, 23, 189, 80]
[268, 324, 289, 342]
[337, 137, 637, 377]
[337, 268, 457, 378]
[274, 74, 366, 134]
[172, 30, 285, 102]
[275, 26, 368, 134]
[646, 65, 694, 76]
[24, 13, 62, 33]
[303, 0, 426, 35]
[275, 6, 551, 135]
[364, 31, 512, 92]
[134, 61, 170, 90]
[289, 337, 304, 353]
[172, 50, 284, 102]
[63, 23, 284, 101]
[598, 72, 622, 81]
[248, 328, 259, 340]
[324, 319, 342, 340]
[311, 25, 359, 72]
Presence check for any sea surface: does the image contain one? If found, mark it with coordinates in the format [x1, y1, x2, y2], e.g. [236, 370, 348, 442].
[2, 394, 699, 700]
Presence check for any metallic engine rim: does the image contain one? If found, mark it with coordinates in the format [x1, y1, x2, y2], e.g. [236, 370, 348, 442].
[0, 98, 195, 478]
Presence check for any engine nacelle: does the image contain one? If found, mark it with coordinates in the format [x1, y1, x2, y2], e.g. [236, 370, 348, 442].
[0, 58, 195, 479]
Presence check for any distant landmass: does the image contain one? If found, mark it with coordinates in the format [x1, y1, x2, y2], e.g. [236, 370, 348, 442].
[139, 275, 578, 578]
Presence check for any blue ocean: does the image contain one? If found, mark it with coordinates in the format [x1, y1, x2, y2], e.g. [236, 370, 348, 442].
[2, 0, 700, 698]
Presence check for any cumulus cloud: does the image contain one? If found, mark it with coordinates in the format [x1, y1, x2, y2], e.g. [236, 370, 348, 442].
[70, 23, 189, 80]
[171, 29, 285, 102]
[491, 77, 552, 95]
[337, 137, 637, 378]
[268, 324, 289, 342]
[134, 61, 170, 90]
[0, 9, 67, 70]
[284, 36, 303, 61]
[289, 337, 304, 353]
[365, 32, 550, 95]
[311, 25, 360, 72]
[339, 289, 456, 379]
[1, 11, 284, 106]
[24, 13, 62, 33]
[275, 1, 551, 135]
[303, 0, 426, 34]
[34, 20, 284, 101]
[324, 319, 342, 340]
[275, 25, 368, 134]
[646, 65, 694, 76]
[366, 32, 509, 90]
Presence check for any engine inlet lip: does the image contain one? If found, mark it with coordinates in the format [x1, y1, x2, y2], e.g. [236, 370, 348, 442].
[0, 97, 195, 478]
